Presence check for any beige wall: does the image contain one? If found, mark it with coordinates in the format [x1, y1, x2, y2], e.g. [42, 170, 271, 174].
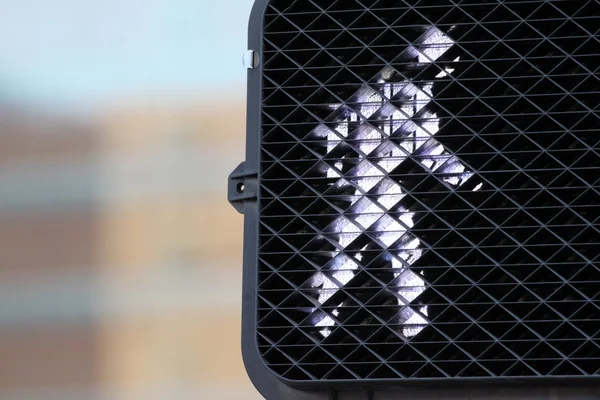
[94, 101, 252, 398]
[0, 120, 96, 166]
[0, 325, 98, 390]
[98, 310, 250, 393]
[99, 197, 243, 275]
[98, 100, 246, 150]
[97, 100, 245, 271]
[0, 210, 99, 282]
[0, 100, 256, 399]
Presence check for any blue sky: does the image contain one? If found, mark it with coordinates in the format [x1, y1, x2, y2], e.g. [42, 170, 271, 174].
[0, 0, 255, 110]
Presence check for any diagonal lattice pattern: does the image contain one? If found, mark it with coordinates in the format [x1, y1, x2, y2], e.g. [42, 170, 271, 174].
[257, 0, 600, 381]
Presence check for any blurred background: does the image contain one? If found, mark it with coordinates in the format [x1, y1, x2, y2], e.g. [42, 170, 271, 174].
[0, 1, 260, 399]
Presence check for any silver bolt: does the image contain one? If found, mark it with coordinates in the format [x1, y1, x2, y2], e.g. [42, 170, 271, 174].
[243, 50, 259, 69]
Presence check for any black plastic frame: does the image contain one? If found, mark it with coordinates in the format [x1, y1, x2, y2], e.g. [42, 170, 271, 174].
[229, 1, 600, 398]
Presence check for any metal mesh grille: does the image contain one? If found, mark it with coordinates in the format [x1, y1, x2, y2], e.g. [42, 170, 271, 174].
[257, 0, 600, 381]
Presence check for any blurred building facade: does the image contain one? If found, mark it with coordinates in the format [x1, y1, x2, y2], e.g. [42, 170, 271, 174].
[0, 101, 260, 399]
